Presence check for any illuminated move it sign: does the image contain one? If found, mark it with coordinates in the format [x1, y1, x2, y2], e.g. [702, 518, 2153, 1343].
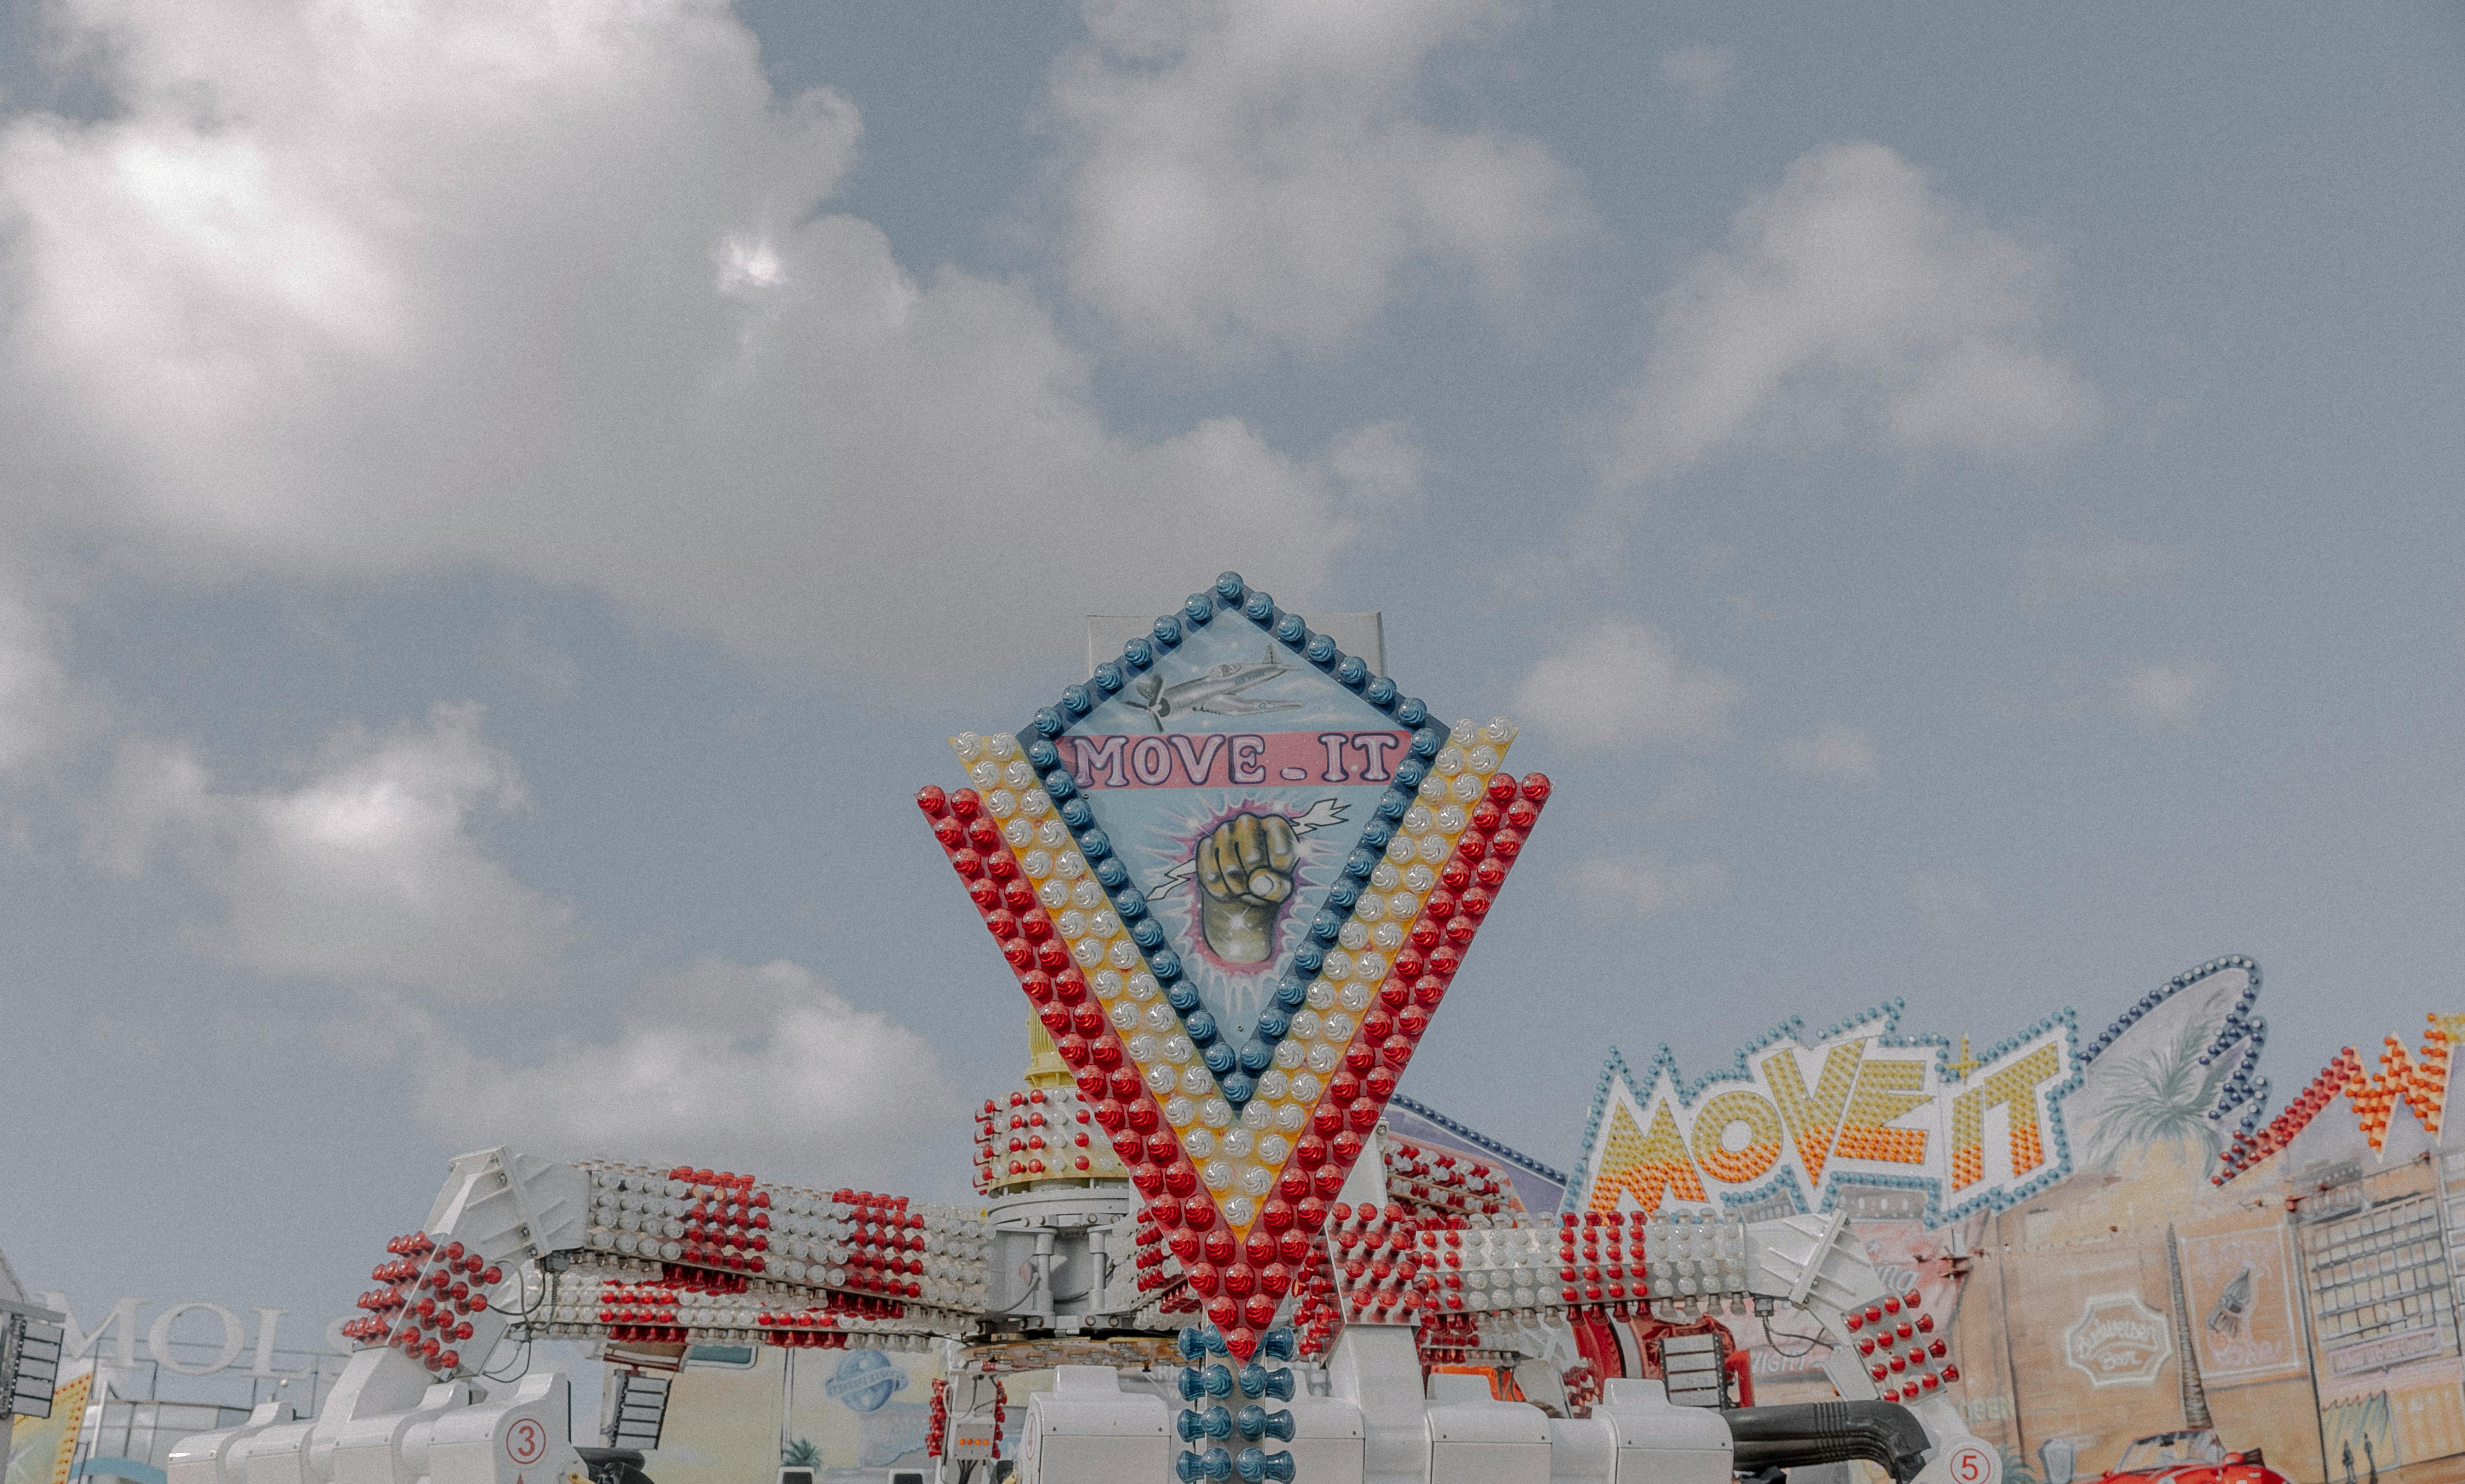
[1562, 1003, 2079, 1222]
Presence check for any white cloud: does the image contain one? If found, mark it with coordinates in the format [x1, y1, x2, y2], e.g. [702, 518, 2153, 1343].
[87, 703, 572, 1000]
[1772, 721, 1879, 783]
[1571, 855, 1730, 915]
[1514, 618, 1738, 749]
[403, 958, 955, 1184]
[0, 567, 96, 782]
[1044, 0, 1590, 359]
[1601, 142, 2098, 491]
[1657, 45, 1735, 122]
[1908, 868, 1990, 936]
[0, 0, 1407, 684]
[2123, 662, 2217, 732]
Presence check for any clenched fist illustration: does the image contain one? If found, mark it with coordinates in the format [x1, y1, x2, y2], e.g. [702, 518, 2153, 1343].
[1193, 811, 1296, 963]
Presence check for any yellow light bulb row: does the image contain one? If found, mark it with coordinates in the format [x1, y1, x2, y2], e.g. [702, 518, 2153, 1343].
[949, 717, 1516, 1238]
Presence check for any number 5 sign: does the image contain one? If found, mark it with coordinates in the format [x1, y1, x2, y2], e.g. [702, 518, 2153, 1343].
[1943, 1441, 2002, 1484]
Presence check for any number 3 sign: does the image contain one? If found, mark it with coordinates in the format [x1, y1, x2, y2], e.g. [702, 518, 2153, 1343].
[505, 1418, 547, 1466]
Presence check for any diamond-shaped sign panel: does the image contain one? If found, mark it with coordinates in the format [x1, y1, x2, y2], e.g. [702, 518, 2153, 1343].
[918, 573, 1547, 1253]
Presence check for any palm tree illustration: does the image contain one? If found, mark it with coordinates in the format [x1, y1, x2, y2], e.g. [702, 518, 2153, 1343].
[2085, 1019, 2234, 1174]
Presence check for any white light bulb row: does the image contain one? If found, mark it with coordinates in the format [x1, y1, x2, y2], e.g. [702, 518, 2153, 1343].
[950, 719, 1514, 1236]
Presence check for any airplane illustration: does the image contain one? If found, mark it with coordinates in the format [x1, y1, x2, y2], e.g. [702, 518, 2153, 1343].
[1123, 646, 1303, 731]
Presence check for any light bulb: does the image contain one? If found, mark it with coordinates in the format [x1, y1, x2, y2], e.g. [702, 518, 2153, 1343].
[1222, 1196, 1257, 1230]
[1003, 818, 1034, 847]
[1289, 1073, 1323, 1104]
[1336, 983, 1371, 1013]
[1163, 1035, 1194, 1064]
[987, 733, 1020, 760]
[1148, 1065, 1180, 1095]
[968, 760, 1000, 788]
[1370, 862, 1400, 891]
[1435, 746, 1465, 777]
[1435, 805, 1466, 834]
[1306, 1043, 1340, 1074]
[1403, 806, 1435, 834]
[986, 789, 1018, 818]
[1418, 834, 1449, 864]
[1204, 1160, 1233, 1191]
[954, 733, 983, 759]
[1109, 1001, 1139, 1031]
[1404, 864, 1436, 893]
[1072, 879, 1105, 910]
[1201, 1097, 1232, 1127]
[1037, 818, 1070, 849]
[1020, 789, 1052, 817]
[1165, 1095, 1197, 1127]
[1450, 772, 1482, 803]
[1221, 1127, 1254, 1158]
[1144, 1002, 1177, 1032]
[1273, 1041, 1306, 1070]
[1241, 1165, 1275, 1197]
[1257, 1070, 1290, 1101]
[1184, 1128, 1216, 1159]
[1128, 971, 1160, 1000]
[1275, 1102, 1308, 1133]
[1258, 1135, 1291, 1166]
[1322, 1012, 1356, 1043]
[1467, 745, 1500, 774]
[1109, 941, 1143, 971]
[1180, 1065, 1215, 1097]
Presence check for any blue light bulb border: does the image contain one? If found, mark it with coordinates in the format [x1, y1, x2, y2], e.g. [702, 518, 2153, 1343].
[1014, 571, 1448, 1113]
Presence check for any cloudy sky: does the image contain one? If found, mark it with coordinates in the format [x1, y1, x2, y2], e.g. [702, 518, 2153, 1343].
[2, 0, 2461, 1338]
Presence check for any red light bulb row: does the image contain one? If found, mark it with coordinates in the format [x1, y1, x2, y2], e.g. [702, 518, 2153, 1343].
[1131, 1210, 1186, 1297]
[1557, 1210, 1648, 1313]
[1384, 1139, 1507, 1214]
[1405, 1222, 1556, 1317]
[926, 1379, 949, 1459]
[2215, 1047, 2361, 1185]
[339, 1231, 500, 1375]
[919, 783, 1224, 1237]
[1330, 1203, 1440, 1325]
[1290, 774, 1550, 1217]
[599, 1282, 686, 1345]
[1176, 1223, 1321, 1353]
[1417, 1312, 1482, 1365]
[975, 1086, 1118, 1193]
[1843, 1292, 1957, 1401]
[672, 1168, 774, 1275]
[1283, 1232, 1343, 1357]
[821, 1192, 925, 1311]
